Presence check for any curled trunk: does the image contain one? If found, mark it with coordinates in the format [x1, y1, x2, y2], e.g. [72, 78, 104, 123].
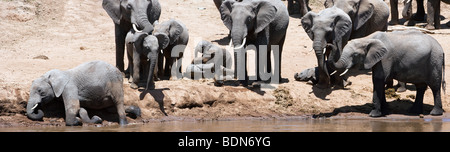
[26, 97, 44, 120]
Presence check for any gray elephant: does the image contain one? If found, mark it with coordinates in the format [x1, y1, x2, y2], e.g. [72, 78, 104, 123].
[220, 0, 289, 85]
[287, 0, 310, 17]
[153, 19, 189, 81]
[302, 0, 389, 88]
[330, 30, 445, 117]
[125, 19, 189, 90]
[102, 0, 161, 75]
[186, 40, 233, 86]
[294, 67, 319, 85]
[125, 31, 157, 90]
[26, 61, 141, 126]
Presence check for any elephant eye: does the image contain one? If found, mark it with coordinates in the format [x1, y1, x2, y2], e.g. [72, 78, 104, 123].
[127, 4, 132, 10]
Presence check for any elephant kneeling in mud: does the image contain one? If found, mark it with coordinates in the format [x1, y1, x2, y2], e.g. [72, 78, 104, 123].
[330, 30, 445, 117]
[186, 40, 233, 86]
[26, 61, 141, 126]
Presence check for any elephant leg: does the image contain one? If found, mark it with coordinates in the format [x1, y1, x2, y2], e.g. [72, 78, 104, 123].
[126, 42, 134, 83]
[287, 0, 294, 15]
[157, 52, 164, 79]
[299, 0, 309, 17]
[115, 24, 126, 75]
[430, 81, 444, 115]
[62, 92, 82, 126]
[426, 0, 440, 30]
[111, 84, 128, 125]
[414, 0, 426, 21]
[389, 0, 399, 25]
[402, 0, 413, 20]
[131, 49, 141, 89]
[79, 108, 102, 124]
[409, 83, 427, 114]
[163, 49, 173, 78]
[369, 77, 388, 117]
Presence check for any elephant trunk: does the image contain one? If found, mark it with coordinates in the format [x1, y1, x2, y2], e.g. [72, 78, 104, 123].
[146, 51, 158, 90]
[313, 40, 328, 76]
[26, 95, 44, 121]
[133, 14, 154, 34]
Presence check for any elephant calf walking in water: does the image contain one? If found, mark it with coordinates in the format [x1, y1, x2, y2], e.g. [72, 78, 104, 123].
[331, 30, 445, 117]
[26, 61, 141, 126]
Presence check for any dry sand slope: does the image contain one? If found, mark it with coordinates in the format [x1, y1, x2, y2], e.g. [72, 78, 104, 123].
[2, 0, 450, 127]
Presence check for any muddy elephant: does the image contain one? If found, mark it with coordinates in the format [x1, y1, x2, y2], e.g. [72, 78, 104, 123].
[26, 61, 141, 126]
[302, 0, 389, 88]
[102, 0, 161, 75]
[220, 0, 289, 85]
[186, 40, 233, 86]
[330, 30, 445, 117]
[287, 0, 310, 17]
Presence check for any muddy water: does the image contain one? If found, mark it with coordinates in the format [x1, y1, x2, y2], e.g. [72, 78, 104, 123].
[2, 117, 450, 132]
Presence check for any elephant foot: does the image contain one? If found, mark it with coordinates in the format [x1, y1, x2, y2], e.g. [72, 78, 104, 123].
[388, 20, 399, 25]
[90, 116, 103, 124]
[404, 19, 416, 26]
[214, 80, 224, 87]
[425, 24, 436, 30]
[66, 117, 82, 126]
[130, 83, 139, 89]
[125, 105, 141, 119]
[369, 109, 385, 117]
[412, 13, 425, 21]
[430, 107, 444, 116]
[446, 21, 450, 27]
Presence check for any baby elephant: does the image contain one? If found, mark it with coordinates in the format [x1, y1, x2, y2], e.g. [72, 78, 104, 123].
[186, 40, 233, 86]
[294, 67, 319, 85]
[330, 30, 445, 117]
[26, 61, 141, 126]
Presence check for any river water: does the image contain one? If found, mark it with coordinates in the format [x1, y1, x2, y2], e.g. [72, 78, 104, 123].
[3, 117, 450, 132]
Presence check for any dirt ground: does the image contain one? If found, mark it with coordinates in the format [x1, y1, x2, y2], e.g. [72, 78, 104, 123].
[2, 0, 450, 128]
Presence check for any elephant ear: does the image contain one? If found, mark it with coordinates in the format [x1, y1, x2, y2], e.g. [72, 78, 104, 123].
[132, 32, 149, 50]
[354, 0, 374, 30]
[155, 33, 170, 49]
[253, 1, 277, 34]
[324, 0, 334, 8]
[46, 69, 70, 98]
[168, 20, 184, 45]
[333, 12, 352, 42]
[220, 0, 235, 31]
[301, 11, 317, 40]
[363, 39, 389, 69]
[102, 0, 122, 25]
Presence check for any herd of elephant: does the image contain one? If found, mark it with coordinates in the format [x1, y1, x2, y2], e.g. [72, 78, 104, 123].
[24, 0, 447, 126]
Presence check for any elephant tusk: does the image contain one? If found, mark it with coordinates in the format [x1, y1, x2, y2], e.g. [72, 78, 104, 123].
[228, 39, 233, 50]
[339, 69, 349, 76]
[329, 70, 337, 76]
[323, 47, 327, 54]
[234, 37, 246, 50]
[310, 48, 314, 52]
[133, 24, 143, 33]
[31, 104, 38, 110]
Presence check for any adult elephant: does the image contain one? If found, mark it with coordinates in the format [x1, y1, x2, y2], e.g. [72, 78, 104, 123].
[302, 0, 389, 88]
[102, 0, 161, 75]
[330, 30, 445, 117]
[220, 0, 289, 85]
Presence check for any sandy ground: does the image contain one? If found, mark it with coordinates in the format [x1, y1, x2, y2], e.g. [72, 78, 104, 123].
[2, 0, 450, 127]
